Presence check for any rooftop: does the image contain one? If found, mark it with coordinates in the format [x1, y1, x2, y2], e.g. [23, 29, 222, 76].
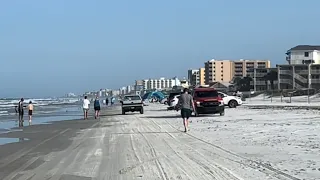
[290, 45, 320, 51]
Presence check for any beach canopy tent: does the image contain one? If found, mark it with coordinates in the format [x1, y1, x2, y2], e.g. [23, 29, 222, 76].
[142, 91, 165, 101]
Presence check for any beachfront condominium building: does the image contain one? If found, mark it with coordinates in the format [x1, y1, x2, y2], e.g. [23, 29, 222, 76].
[188, 69, 199, 86]
[233, 59, 271, 78]
[199, 68, 205, 85]
[276, 45, 320, 90]
[204, 59, 234, 84]
[188, 68, 205, 86]
[277, 64, 320, 90]
[286, 45, 320, 65]
[142, 77, 181, 90]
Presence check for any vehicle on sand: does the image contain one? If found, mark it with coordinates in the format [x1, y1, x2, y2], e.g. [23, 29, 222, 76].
[120, 95, 144, 115]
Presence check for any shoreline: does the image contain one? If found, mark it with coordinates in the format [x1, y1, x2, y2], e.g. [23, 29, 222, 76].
[0, 105, 117, 137]
[0, 106, 120, 180]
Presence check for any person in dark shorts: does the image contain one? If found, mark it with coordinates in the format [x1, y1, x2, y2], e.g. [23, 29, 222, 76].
[106, 98, 109, 106]
[28, 101, 34, 125]
[18, 98, 24, 127]
[94, 97, 101, 119]
[176, 88, 195, 132]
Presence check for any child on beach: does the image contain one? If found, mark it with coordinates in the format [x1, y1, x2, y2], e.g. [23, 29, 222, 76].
[27, 101, 34, 125]
[94, 97, 101, 119]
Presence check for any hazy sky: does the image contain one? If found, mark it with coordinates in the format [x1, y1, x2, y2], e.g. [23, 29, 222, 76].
[1, 0, 320, 97]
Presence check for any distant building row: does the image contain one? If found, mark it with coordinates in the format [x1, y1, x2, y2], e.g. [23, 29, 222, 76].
[189, 45, 320, 91]
[188, 59, 270, 86]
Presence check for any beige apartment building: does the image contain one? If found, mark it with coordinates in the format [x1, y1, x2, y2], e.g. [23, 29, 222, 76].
[204, 60, 234, 84]
[204, 59, 271, 85]
[199, 68, 205, 85]
[234, 59, 271, 78]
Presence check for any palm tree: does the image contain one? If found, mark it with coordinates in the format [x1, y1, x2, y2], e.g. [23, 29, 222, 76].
[264, 70, 278, 90]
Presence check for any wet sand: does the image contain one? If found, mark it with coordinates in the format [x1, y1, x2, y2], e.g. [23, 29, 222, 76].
[0, 106, 119, 180]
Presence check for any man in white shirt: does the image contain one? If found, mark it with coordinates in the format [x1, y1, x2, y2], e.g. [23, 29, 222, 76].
[83, 96, 90, 120]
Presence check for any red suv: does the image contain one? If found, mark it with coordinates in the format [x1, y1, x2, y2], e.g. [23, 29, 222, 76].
[192, 88, 225, 116]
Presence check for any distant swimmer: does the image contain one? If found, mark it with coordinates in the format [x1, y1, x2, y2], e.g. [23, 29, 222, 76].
[94, 96, 101, 119]
[82, 96, 90, 120]
[18, 98, 24, 127]
[27, 101, 34, 125]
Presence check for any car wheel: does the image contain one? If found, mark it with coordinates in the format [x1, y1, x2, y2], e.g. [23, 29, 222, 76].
[228, 100, 238, 108]
[220, 111, 225, 116]
[140, 108, 144, 114]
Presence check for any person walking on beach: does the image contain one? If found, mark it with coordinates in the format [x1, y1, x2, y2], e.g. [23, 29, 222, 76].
[176, 88, 195, 132]
[94, 97, 101, 119]
[27, 101, 34, 125]
[82, 96, 90, 120]
[106, 98, 109, 106]
[111, 97, 115, 106]
[18, 98, 24, 127]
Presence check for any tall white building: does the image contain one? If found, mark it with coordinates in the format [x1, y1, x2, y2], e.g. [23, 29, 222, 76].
[119, 87, 126, 95]
[142, 77, 181, 90]
[286, 45, 320, 65]
[188, 69, 200, 86]
[126, 85, 134, 94]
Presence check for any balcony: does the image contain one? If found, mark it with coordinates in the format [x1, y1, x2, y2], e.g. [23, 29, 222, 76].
[311, 70, 320, 74]
[279, 70, 292, 74]
[255, 73, 267, 77]
[255, 81, 267, 85]
[311, 79, 320, 84]
[279, 79, 292, 84]
[295, 70, 308, 74]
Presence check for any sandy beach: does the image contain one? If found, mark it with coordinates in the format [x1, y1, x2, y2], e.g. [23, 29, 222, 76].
[0, 104, 318, 179]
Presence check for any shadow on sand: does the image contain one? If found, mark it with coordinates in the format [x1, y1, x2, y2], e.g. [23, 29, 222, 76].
[142, 115, 180, 119]
[112, 131, 181, 135]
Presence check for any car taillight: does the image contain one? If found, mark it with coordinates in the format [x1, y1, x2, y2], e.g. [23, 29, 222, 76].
[217, 96, 223, 103]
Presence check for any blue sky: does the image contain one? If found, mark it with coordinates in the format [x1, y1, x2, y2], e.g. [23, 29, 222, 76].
[0, 0, 320, 97]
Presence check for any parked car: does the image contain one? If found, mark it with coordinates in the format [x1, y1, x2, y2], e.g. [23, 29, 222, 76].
[167, 95, 180, 110]
[218, 92, 242, 108]
[168, 92, 181, 106]
[193, 88, 224, 116]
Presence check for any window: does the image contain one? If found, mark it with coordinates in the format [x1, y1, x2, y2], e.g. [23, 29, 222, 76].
[124, 96, 141, 101]
[304, 52, 309, 57]
[195, 91, 218, 98]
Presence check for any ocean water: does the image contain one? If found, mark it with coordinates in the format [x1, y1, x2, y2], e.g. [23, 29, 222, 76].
[0, 98, 84, 133]
[0, 97, 80, 117]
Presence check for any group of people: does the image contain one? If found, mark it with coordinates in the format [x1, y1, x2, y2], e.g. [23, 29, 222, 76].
[15, 98, 34, 127]
[82, 96, 115, 120]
